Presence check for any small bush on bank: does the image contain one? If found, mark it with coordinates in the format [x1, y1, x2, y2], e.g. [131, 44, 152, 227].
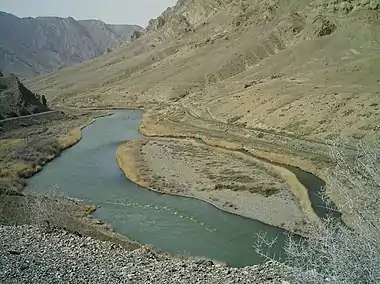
[256, 140, 380, 283]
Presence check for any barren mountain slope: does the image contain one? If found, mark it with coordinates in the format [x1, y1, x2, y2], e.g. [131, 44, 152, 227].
[0, 12, 142, 77]
[26, 0, 380, 151]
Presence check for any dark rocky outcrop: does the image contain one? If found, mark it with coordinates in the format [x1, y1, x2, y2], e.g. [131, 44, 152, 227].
[130, 30, 143, 42]
[0, 74, 49, 119]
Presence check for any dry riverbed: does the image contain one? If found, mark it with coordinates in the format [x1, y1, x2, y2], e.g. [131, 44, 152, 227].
[117, 138, 311, 234]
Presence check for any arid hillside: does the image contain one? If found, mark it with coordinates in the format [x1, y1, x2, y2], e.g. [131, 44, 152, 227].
[2, 2, 378, 281]
[26, 0, 380, 156]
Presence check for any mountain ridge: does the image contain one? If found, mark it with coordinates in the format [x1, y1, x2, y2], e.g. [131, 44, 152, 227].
[26, 0, 380, 147]
[0, 11, 142, 78]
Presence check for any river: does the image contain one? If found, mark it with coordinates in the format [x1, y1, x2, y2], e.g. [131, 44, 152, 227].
[25, 110, 329, 267]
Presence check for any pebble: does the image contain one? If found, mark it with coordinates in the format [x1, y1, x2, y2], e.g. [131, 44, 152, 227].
[0, 225, 285, 283]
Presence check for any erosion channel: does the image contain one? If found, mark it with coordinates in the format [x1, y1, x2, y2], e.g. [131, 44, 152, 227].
[25, 110, 331, 267]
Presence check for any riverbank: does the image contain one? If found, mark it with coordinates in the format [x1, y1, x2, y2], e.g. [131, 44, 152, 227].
[0, 110, 143, 252]
[0, 192, 140, 250]
[117, 137, 317, 235]
[0, 225, 285, 283]
[0, 110, 112, 194]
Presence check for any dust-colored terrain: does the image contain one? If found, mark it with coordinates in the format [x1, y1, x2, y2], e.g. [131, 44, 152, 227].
[0, 4, 379, 282]
[0, 191, 140, 251]
[18, 0, 380, 227]
[0, 71, 131, 248]
[26, 0, 380, 145]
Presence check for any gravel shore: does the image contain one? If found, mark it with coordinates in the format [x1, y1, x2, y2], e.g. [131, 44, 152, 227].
[0, 225, 284, 284]
[117, 138, 309, 234]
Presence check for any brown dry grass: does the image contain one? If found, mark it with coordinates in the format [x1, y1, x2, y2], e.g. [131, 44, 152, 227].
[116, 140, 151, 189]
[57, 118, 95, 150]
[137, 127, 321, 222]
[0, 112, 101, 194]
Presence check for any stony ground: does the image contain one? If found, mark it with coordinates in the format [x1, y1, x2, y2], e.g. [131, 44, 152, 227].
[0, 225, 285, 284]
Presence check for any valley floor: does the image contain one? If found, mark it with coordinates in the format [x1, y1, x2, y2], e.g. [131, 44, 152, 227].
[0, 105, 351, 282]
[0, 104, 344, 237]
[3, 1, 380, 282]
[0, 104, 334, 234]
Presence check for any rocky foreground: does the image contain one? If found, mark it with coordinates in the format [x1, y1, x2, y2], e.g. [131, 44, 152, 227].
[0, 225, 285, 284]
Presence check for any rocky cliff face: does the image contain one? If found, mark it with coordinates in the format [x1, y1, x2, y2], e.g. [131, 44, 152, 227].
[0, 12, 142, 78]
[140, 0, 379, 42]
[143, 0, 230, 38]
[0, 74, 49, 119]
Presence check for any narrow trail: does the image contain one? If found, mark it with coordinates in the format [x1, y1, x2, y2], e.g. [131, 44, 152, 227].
[0, 110, 59, 123]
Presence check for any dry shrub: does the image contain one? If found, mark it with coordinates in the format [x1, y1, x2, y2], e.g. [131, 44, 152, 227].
[256, 139, 380, 283]
[11, 137, 61, 166]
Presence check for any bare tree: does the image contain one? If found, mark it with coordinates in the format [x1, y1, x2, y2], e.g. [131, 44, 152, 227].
[256, 139, 380, 283]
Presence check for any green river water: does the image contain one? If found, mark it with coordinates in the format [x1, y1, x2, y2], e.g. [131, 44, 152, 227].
[26, 110, 335, 267]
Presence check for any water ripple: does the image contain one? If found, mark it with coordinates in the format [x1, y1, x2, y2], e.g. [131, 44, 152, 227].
[93, 199, 217, 232]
